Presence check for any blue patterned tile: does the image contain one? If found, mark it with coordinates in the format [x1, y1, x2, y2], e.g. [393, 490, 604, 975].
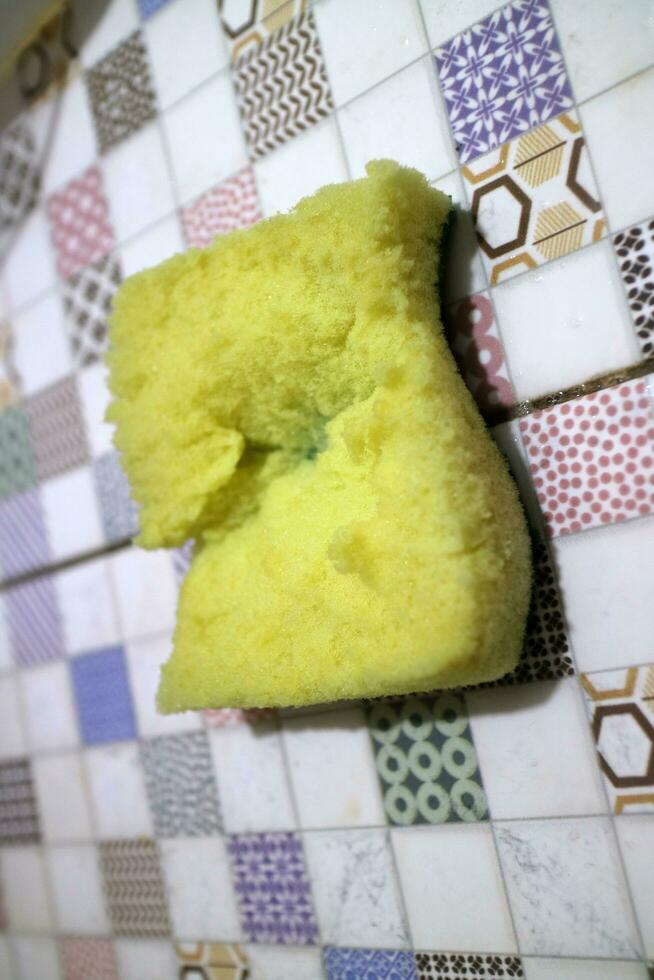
[94, 451, 139, 543]
[137, 0, 174, 20]
[6, 576, 64, 667]
[0, 487, 50, 579]
[325, 948, 417, 980]
[71, 646, 136, 745]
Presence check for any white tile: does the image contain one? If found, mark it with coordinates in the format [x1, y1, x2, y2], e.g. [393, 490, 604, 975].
[33, 751, 93, 841]
[20, 662, 78, 752]
[467, 678, 605, 819]
[33, 75, 97, 196]
[0, 596, 12, 673]
[304, 829, 407, 948]
[339, 58, 454, 181]
[0, 937, 15, 980]
[553, 518, 654, 672]
[80, 0, 140, 67]
[115, 939, 176, 980]
[41, 467, 104, 561]
[492, 242, 638, 400]
[0, 675, 26, 759]
[77, 362, 114, 458]
[616, 814, 654, 959]
[315, 0, 427, 106]
[102, 124, 176, 243]
[282, 707, 384, 829]
[420, 0, 504, 48]
[84, 742, 153, 838]
[55, 557, 120, 656]
[46, 844, 109, 934]
[246, 945, 324, 980]
[126, 632, 201, 737]
[431, 169, 486, 303]
[496, 817, 640, 957]
[145, 0, 228, 110]
[551, 0, 654, 104]
[255, 117, 347, 217]
[209, 721, 295, 833]
[12, 937, 61, 980]
[3, 208, 56, 312]
[109, 546, 177, 640]
[0, 846, 52, 932]
[524, 959, 648, 980]
[164, 74, 247, 203]
[118, 212, 184, 277]
[160, 837, 241, 940]
[580, 68, 654, 231]
[393, 823, 516, 952]
[12, 292, 71, 397]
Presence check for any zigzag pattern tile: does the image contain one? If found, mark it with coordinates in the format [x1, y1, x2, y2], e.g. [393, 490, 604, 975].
[99, 839, 170, 937]
[0, 758, 40, 845]
[25, 376, 90, 481]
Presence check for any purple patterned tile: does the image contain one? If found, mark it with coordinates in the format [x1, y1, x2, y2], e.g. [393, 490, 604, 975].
[325, 948, 417, 980]
[71, 646, 136, 745]
[228, 832, 319, 945]
[435, 0, 574, 164]
[0, 487, 50, 579]
[6, 576, 64, 667]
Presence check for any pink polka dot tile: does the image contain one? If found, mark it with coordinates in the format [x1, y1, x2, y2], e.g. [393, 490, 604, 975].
[181, 166, 261, 249]
[519, 378, 654, 537]
[46, 165, 116, 281]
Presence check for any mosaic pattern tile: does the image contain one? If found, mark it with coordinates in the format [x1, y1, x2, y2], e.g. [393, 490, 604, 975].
[613, 217, 654, 359]
[582, 663, 654, 814]
[61, 253, 122, 368]
[520, 378, 654, 536]
[140, 731, 222, 837]
[435, 0, 574, 164]
[444, 292, 514, 420]
[368, 694, 488, 826]
[86, 31, 157, 155]
[325, 947, 417, 980]
[233, 9, 334, 160]
[99, 839, 170, 937]
[181, 166, 262, 248]
[71, 647, 137, 745]
[0, 406, 35, 499]
[0, 486, 50, 579]
[228, 832, 319, 944]
[25, 376, 90, 481]
[0, 320, 21, 410]
[94, 451, 139, 543]
[416, 952, 524, 979]
[0, 757, 40, 845]
[220, 0, 304, 62]
[59, 937, 120, 980]
[174, 941, 249, 976]
[463, 111, 605, 285]
[6, 576, 64, 668]
[47, 165, 115, 281]
[0, 118, 40, 234]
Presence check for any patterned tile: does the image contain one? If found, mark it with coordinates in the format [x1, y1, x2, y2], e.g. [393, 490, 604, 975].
[61, 254, 122, 368]
[325, 948, 417, 980]
[0, 406, 36, 499]
[59, 937, 120, 980]
[520, 378, 654, 536]
[0, 118, 40, 235]
[181, 166, 262, 248]
[174, 941, 249, 976]
[71, 647, 137, 745]
[94, 451, 139, 543]
[463, 111, 606, 285]
[0, 487, 50, 579]
[0, 757, 40, 845]
[220, 0, 303, 62]
[140, 731, 222, 837]
[435, 0, 574, 165]
[228, 832, 319, 944]
[47, 165, 115, 281]
[172, 540, 193, 584]
[25, 376, 90, 482]
[367, 694, 488, 826]
[233, 9, 334, 161]
[581, 662, 654, 814]
[416, 952, 524, 979]
[444, 292, 514, 420]
[137, 0, 173, 18]
[0, 320, 22, 410]
[99, 839, 170, 937]
[6, 576, 64, 668]
[86, 31, 157, 155]
[613, 217, 654, 359]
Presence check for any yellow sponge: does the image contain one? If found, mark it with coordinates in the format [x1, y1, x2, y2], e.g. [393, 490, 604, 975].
[107, 161, 531, 710]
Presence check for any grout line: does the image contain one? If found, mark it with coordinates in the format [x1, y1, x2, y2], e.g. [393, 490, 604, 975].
[0, 537, 132, 593]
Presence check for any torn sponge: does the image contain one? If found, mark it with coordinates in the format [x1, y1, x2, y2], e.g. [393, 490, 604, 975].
[107, 160, 531, 710]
